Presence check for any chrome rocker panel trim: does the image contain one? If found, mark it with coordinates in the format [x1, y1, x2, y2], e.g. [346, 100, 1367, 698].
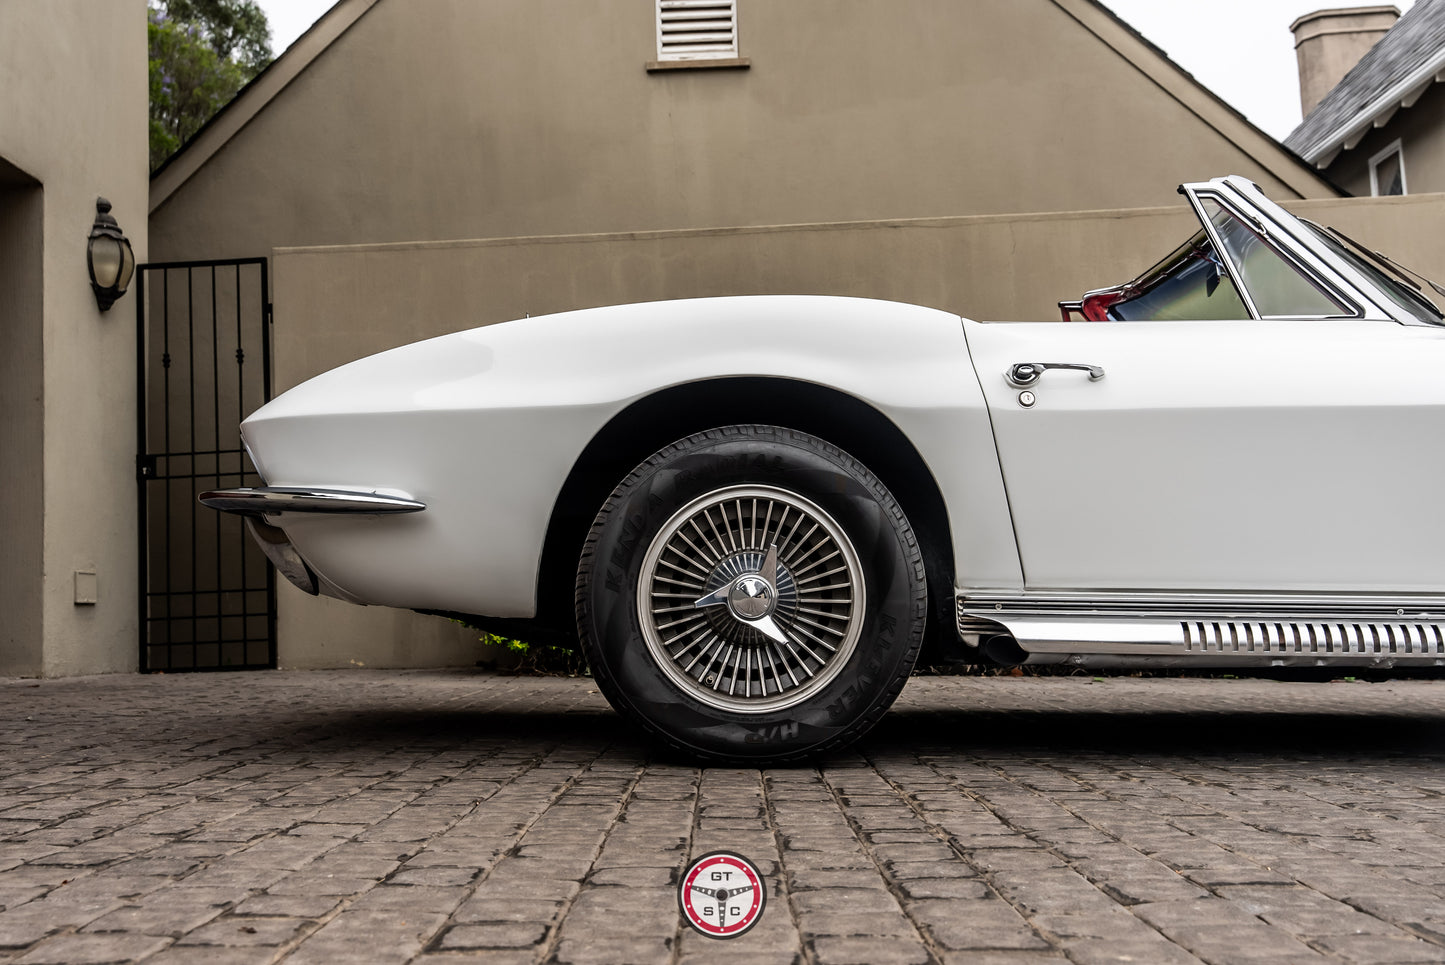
[957, 590, 1445, 667]
[198, 487, 426, 517]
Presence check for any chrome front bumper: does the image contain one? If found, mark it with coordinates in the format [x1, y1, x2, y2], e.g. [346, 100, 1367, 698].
[199, 487, 426, 596]
[198, 487, 426, 516]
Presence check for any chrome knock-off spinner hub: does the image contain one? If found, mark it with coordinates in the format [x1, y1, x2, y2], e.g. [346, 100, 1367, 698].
[638, 485, 864, 714]
[728, 576, 774, 619]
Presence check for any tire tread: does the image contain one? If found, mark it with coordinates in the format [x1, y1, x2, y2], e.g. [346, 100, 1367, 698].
[575, 424, 927, 763]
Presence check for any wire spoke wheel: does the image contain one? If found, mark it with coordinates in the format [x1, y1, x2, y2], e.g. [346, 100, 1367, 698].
[576, 425, 926, 761]
[638, 485, 863, 713]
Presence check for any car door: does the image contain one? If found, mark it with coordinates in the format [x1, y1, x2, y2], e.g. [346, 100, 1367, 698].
[964, 314, 1445, 594]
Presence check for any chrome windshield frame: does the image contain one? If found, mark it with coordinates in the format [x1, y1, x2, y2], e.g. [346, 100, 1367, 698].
[1178, 180, 1369, 322]
[1178, 176, 1437, 323]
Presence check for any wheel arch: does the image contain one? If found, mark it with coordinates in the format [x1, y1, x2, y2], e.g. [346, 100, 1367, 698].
[534, 377, 958, 659]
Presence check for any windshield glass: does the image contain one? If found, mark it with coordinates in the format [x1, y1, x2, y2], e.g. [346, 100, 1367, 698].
[1302, 221, 1445, 325]
[1200, 199, 1348, 318]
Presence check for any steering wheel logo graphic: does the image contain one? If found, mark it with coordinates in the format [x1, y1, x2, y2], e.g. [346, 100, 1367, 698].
[678, 851, 767, 939]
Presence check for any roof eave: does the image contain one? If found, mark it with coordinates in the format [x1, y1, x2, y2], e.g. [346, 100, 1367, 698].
[1292, 45, 1445, 167]
[150, 0, 383, 215]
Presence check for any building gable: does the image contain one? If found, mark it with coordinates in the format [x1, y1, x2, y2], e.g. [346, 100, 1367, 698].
[151, 0, 1335, 262]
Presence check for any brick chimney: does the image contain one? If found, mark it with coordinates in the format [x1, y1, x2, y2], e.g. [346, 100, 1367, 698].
[1292, 5, 1401, 117]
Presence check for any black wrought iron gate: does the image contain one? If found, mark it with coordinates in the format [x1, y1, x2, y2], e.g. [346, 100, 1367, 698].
[136, 258, 275, 671]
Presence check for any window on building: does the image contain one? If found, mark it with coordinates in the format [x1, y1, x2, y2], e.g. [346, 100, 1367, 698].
[1370, 140, 1407, 196]
[655, 1, 739, 63]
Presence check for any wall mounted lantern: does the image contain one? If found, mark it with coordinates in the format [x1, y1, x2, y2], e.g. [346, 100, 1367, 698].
[87, 197, 135, 312]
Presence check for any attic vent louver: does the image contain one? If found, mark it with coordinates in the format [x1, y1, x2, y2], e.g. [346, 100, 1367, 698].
[657, 0, 738, 61]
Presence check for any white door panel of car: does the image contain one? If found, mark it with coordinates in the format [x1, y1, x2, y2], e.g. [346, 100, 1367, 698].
[964, 317, 1445, 594]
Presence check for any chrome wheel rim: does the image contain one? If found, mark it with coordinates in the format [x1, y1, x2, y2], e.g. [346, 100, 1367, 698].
[637, 485, 864, 713]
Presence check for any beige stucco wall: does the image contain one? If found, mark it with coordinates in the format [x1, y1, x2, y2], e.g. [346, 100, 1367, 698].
[1323, 83, 1445, 198]
[0, 2, 149, 676]
[271, 192, 1445, 669]
[150, 0, 1334, 264]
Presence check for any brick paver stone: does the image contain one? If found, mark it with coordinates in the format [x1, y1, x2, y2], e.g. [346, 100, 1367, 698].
[3, 670, 1445, 963]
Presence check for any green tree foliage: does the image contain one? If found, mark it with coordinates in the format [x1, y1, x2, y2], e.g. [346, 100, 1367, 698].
[149, 0, 273, 170]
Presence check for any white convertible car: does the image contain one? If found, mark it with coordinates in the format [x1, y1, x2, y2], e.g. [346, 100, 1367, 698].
[203, 176, 1445, 761]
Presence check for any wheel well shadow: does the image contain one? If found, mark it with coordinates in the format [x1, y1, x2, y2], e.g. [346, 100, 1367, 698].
[532, 377, 957, 660]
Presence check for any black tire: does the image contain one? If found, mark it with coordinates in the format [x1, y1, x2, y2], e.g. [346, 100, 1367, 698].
[575, 425, 927, 762]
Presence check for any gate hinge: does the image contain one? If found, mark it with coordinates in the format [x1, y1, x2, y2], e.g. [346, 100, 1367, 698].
[136, 454, 158, 481]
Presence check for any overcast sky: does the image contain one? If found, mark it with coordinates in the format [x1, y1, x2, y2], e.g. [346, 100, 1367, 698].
[253, 1, 1416, 141]
[255, 1, 333, 58]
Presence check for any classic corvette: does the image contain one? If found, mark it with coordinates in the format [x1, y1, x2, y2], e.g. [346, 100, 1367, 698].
[203, 175, 1445, 761]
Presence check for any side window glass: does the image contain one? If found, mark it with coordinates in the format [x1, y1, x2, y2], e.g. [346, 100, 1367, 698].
[1108, 240, 1248, 321]
[1199, 199, 1348, 318]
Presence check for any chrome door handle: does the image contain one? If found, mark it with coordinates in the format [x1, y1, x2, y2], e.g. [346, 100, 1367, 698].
[1006, 362, 1105, 387]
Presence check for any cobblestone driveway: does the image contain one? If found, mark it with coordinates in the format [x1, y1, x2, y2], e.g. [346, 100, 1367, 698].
[3, 670, 1445, 964]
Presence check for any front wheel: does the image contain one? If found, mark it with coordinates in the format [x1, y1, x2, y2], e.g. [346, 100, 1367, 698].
[575, 425, 927, 762]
